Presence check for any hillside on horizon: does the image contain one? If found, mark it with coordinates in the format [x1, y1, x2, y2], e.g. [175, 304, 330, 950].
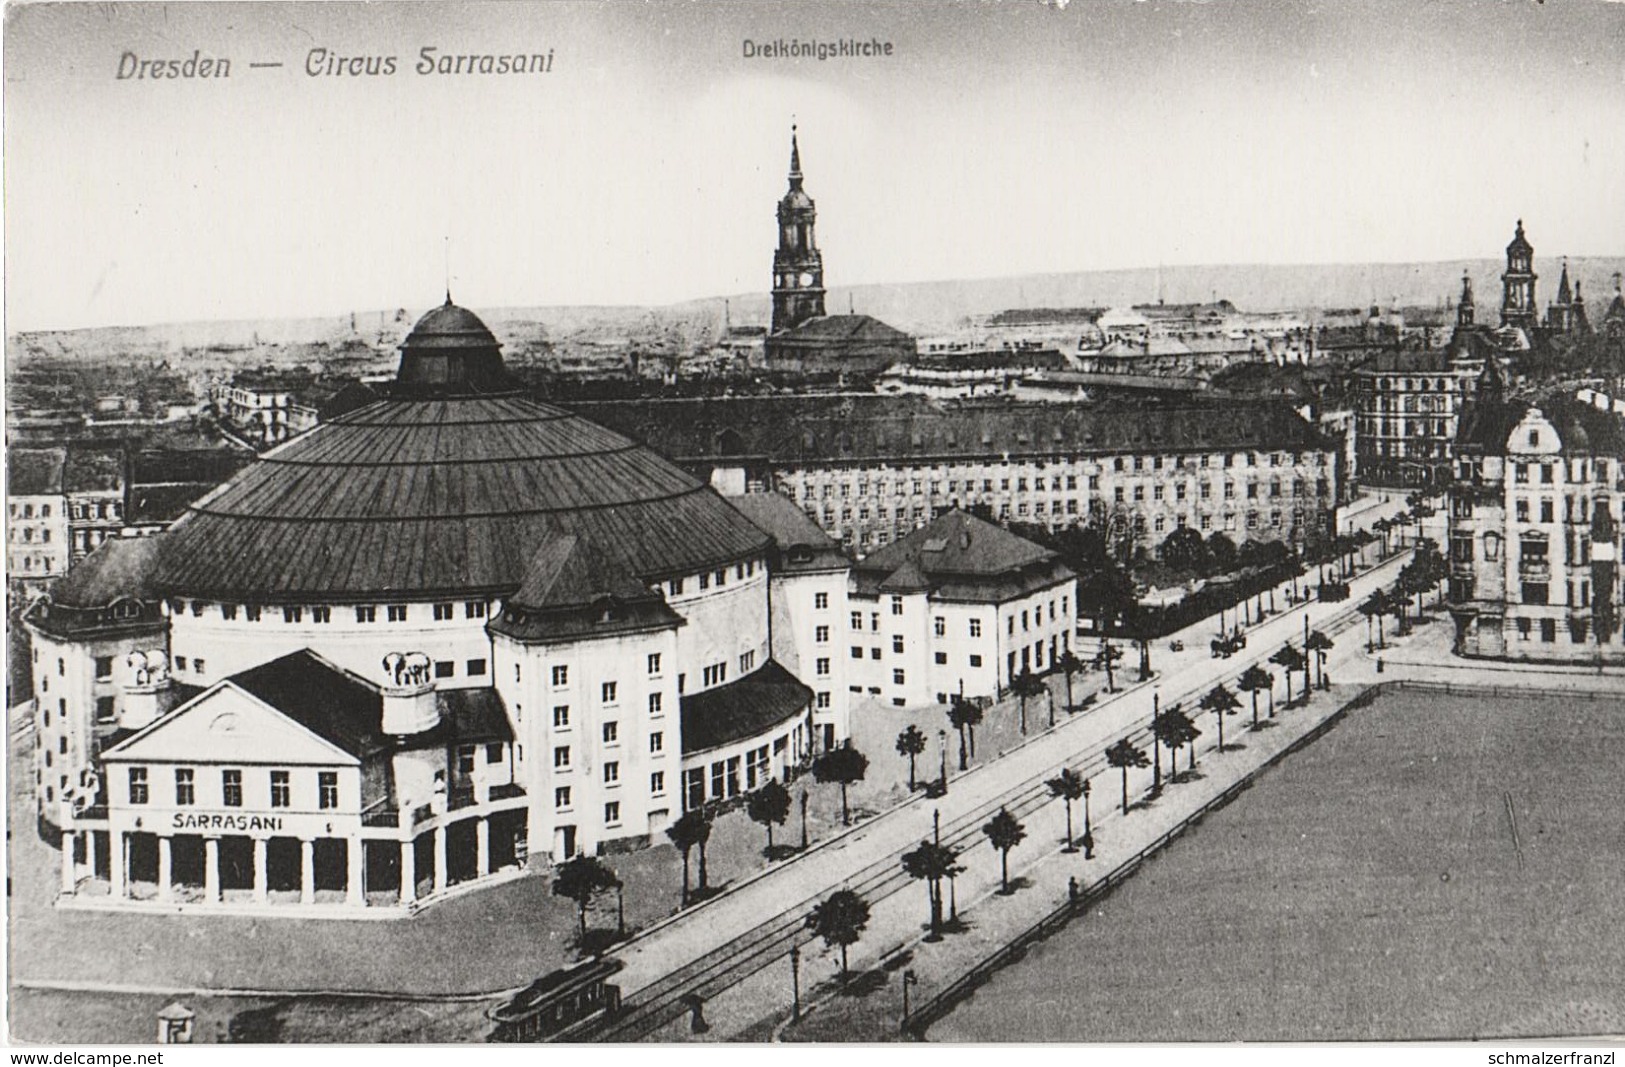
[10, 256, 1624, 358]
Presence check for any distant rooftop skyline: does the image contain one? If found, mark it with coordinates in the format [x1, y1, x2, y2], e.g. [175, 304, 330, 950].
[5, 0, 1624, 333]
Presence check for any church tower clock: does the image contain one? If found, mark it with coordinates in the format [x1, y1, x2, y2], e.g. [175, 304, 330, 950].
[771, 125, 827, 335]
[1500, 219, 1538, 331]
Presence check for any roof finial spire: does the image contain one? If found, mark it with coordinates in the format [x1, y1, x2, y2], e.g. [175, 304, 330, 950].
[444, 236, 453, 306]
[788, 119, 802, 188]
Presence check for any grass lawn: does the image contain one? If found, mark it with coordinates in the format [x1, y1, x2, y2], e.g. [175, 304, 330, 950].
[931, 689, 1625, 1042]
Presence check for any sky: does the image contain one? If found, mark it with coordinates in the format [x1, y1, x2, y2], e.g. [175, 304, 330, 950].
[4, 0, 1624, 332]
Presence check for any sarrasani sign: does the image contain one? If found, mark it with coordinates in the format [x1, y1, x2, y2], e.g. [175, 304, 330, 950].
[111, 807, 358, 839]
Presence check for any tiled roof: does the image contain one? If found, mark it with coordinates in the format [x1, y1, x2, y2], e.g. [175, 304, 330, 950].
[152, 395, 770, 601]
[125, 484, 210, 526]
[64, 446, 124, 493]
[568, 396, 1332, 466]
[775, 315, 912, 344]
[680, 659, 812, 755]
[727, 492, 849, 574]
[45, 537, 162, 609]
[853, 510, 1074, 604]
[230, 651, 514, 760]
[8, 447, 67, 496]
[231, 651, 393, 760]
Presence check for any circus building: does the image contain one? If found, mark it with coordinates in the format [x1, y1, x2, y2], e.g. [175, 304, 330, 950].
[36, 299, 840, 915]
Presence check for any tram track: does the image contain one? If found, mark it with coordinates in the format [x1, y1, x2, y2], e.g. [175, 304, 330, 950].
[574, 599, 1367, 1042]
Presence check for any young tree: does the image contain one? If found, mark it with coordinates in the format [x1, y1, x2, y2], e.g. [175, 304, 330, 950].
[1305, 629, 1335, 690]
[665, 808, 710, 904]
[1358, 589, 1387, 651]
[1095, 640, 1123, 693]
[1199, 683, 1242, 751]
[895, 724, 928, 790]
[982, 808, 1028, 894]
[813, 742, 869, 826]
[1373, 516, 1393, 556]
[1207, 532, 1239, 574]
[1046, 768, 1088, 852]
[1161, 525, 1210, 573]
[1012, 668, 1046, 734]
[1153, 704, 1200, 777]
[947, 696, 983, 769]
[901, 839, 962, 938]
[1237, 664, 1272, 727]
[805, 889, 870, 979]
[1104, 737, 1150, 815]
[551, 855, 620, 942]
[1270, 643, 1306, 705]
[746, 779, 792, 854]
[1055, 649, 1085, 713]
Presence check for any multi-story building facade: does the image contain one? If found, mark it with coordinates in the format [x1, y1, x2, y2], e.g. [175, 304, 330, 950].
[7, 447, 71, 597]
[848, 510, 1077, 705]
[1446, 378, 1624, 664]
[573, 395, 1341, 559]
[33, 300, 844, 915]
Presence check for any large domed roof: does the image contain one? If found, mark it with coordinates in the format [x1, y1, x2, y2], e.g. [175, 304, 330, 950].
[153, 303, 769, 602]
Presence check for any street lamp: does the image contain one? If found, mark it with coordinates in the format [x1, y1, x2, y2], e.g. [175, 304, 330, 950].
[901, 969, 919, 1028]
[616, 881, 625, 937]
[1150, 690, 1162, 793]
[937, 729, 948, 794]
[1081, 779, 1094, 859]
[790, 943, 802, 1022]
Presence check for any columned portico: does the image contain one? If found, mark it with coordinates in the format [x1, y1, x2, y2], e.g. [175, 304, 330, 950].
[252, 838, 268, 901]
[299, 839, 316, 904]
[157, 837, 173, 901]
[204, 838, 221, 902]
[112, 832, 127, 899]
[346, 839, 364, 905]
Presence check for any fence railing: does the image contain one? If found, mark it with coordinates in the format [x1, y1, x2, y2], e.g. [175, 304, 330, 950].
[899, 675, 1616, 1037]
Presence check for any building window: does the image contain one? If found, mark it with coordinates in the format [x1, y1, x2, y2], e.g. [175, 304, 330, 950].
[604, 761, 620, 785]
[852, 646, 864, 659]
[603, 721, 619, 744]
[970, 654, 983, 667]
[554, 746, 571, 769]
[934, 616, 946, 637]
[814, 592, 830, 610]
[891, 595, 904, 616]
[433, 602, 455, 621]
[851, 611, 863, 630]
[465, 601, 487, 619]
[355, 605, 377, 623]
[222, 769, 242, 807]
[969, 618, 982, 638]
[555, 787, 572, 810]
[387, 604, 408, 622]
[650, 731, 664, 753]
[283, 606, 303, 624]
[648, 653, 662, 675]
[553, 705, 570, 728]
[486, 742, 503, 764]
[270, 770, 291, 808]
[816, 691, 831, 709]
[739, 650, 755, 674]
[95, 696, 115, 723]
[552, 665, 569, 687]
[93, 655, 114, 681]
[245, 605, 263, 622]
[1540, 619, 1557, 643]
[816, 657, 831, 677]
[602, 681, 618, 704]
[175, 769, 195, 806]
[668, 577, 685, 596]
[174, 655, 187, 672]
[605, 802, 621, 826]
[893, 669, 906, 685]
[128, 767, 148, 805]
[319, 771, 339, 810]
[311, 606, 332, 623]
[648, 693, 663, 716]
[651, 771, 666, 796]
[435, 660, 454, 679]
[815, 625, 830, 643]
[466, 658, 487, 676]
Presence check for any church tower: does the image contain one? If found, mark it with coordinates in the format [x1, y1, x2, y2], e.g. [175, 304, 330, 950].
[1500, 219, 1538, 331]
[771, 125, 826, 335]
[1546, 259, 1576, 333]
[1456, 269, 1475, 328]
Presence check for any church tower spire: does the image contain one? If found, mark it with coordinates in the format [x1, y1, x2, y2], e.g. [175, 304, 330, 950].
[1457, 269, 1475, 328]
[1500, 218, 1538, 331]
[771, 124, 826, 335]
